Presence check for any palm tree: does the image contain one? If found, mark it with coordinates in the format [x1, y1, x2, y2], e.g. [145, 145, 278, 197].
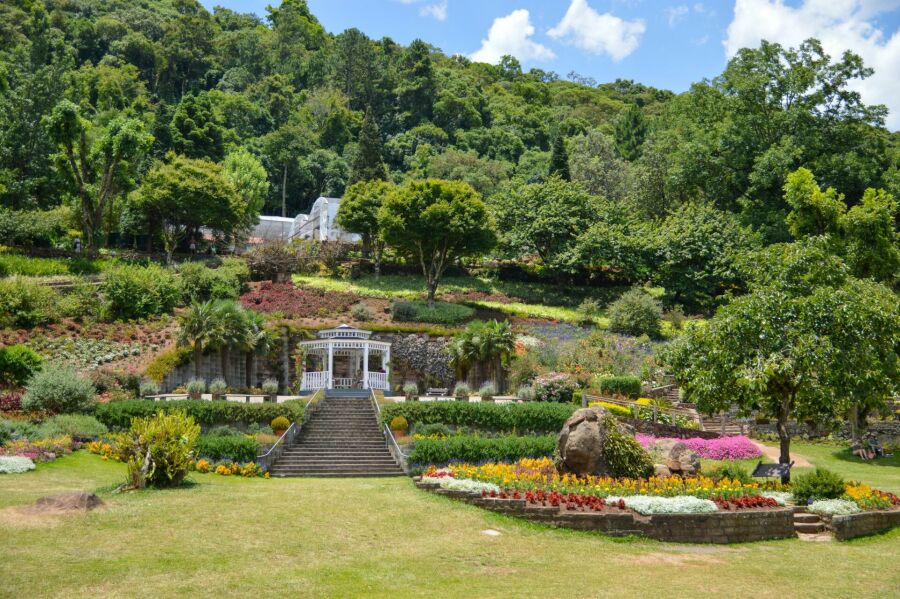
[475, 320, 515, 392]
[243, 310, 274, 389]
[178, 300, 222, 379]
[208, 301, 249, 388]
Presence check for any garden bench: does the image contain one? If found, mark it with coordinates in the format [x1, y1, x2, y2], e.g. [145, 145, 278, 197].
[751, 461, 793, 484]
[426, 388, 448, 397]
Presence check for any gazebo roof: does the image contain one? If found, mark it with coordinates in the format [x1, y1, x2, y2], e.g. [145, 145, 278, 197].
[317, 324, 372, 340]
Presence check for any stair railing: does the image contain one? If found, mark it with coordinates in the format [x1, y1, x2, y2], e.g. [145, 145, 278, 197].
[370, 390, 409, 475]
[256, 388, 324, 472]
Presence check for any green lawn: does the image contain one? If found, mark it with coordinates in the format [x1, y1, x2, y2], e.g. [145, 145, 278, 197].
[789, 442, 900, 494]
[1, 451, 898, 598]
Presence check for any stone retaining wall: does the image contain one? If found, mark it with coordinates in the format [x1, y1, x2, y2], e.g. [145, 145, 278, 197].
[831, 510, 900, 541]
[420, 482, 795, 544]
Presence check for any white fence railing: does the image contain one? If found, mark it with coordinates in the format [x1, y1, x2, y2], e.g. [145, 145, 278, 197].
[301, 370, 330, 390]
[367, 372, 389, 390]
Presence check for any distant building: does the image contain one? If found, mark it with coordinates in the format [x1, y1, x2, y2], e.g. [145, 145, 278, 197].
[290, 197, 360, 242]
[247, 216, 295, 245]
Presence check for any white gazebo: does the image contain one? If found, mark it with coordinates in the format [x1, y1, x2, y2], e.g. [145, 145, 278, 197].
[297, 325, 390, 391]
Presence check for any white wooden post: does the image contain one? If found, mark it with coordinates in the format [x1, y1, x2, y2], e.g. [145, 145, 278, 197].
[327, 342, 334, 389]
[384, 346, 390, 390]
[363, 342, 369, 389]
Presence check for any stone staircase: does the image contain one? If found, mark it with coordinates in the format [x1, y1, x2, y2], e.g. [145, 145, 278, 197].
[268, 391, 403, 478]
[793, 509, 827, 535]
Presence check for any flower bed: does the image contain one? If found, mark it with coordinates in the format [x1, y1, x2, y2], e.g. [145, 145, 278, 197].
[0, 455, 36, 474]
[3, 435, 75, 462]
[637, 434, 762, 460]
[240, 281, 357, 318]
[27, 337, 158, 371]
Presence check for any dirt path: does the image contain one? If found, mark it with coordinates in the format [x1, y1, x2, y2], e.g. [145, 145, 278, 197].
[751, 441, 813, 467]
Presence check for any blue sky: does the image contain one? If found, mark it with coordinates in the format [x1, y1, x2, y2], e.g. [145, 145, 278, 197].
[200, 1, 900, 127]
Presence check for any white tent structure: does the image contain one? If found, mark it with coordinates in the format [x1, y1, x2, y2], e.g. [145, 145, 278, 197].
[248, 216, 295, 244]
[297, 325, 390, 391]
[290, 197, 360, 242]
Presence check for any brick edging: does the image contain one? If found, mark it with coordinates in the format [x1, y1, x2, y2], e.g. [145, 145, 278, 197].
[830, 509, 900, 541]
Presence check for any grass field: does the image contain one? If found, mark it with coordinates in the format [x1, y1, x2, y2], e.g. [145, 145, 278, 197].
[1, 451, 898, 598]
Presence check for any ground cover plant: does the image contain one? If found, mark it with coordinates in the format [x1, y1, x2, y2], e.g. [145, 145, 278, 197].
[408, 434, 556, 467]
[26, 337, 158, 372]
[637, 434, 762, 460]
[240, 281, 357, 318]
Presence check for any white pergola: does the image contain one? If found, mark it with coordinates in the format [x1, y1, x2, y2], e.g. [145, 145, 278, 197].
[297, 325, 391, 391]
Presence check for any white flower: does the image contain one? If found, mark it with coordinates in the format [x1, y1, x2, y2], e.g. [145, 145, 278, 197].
[761, 491, 792, 506]
[606, 495, 718, 515]
[422, 476, 501, 494]
[808, 499, 860, 517]
[0, 455, 36, 474]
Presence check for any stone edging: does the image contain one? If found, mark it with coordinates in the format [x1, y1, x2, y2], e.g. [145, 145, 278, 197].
[415, 479, 796, 544]
[829, 509, 900, 541]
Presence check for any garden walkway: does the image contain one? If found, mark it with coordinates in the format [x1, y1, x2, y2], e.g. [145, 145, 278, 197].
[750, 441, 813, 467]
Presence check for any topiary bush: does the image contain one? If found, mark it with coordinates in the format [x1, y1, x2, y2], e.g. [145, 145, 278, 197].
[0, 344, 43, 387]
[94, 399, 305, 430]
[22, 365, 96, 415]
[103, 263, 180, 320]
[594, 374, 641, 398]
[408, 434, 556, 467]
[114, 409, 200, 489]
[791, 468, 846, 504]
[37, 414, 107, 440]
[270, 416, 290, 431]
[0, 277, 59, 328]
[600, 415, 654, 478]
[607, 288, 662, 338]
[389, 415, 409, 431]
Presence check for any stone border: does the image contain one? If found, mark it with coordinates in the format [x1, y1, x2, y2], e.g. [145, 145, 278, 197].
[416, 480, 796, 544]
[830, 509, 900, 541]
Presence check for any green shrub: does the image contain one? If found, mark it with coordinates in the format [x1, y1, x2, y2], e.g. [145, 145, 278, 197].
[594, 374, 641, 398]
[195, 433, 259, 462]
[389, 415, 408, 431]
[589, 401, 632, 418]
[0, 418, 38, 443]
[0, 277, 59, 327]
[532, 373, 576, 403]
[103, 264, 180, 320]
[261, 378, 279, 395]
[408, 434, 556, 466]
[576, 297, 602, 323]
[178, 262, 245, 303]
[270, 416, 290, 431]
[185, 378, 206, 395]
[350, 303, 374, 321]
[0, 206, 72, 247]
[607, 288, 662, 338]
[94, 400, 305, 430]
[600, 415, 654, 478]
[144, 346, 193, 383]
[37, 414, 108, 439]
[0, 344, 43, 387]
[791, 468, 846, 504]
[380, 401, 576, 434]
[391, 299, 474, 324]
[58, 279, 105, 320]
[139, 379, 160, 398]
[22, 365, 95, 414]
[453, 382, 470, 398]
[115, 410, 199, 489]
[708, 462, 752, 484]
[209, 378, 228, 395]
[413, 422, 451, 437]
[478, 382, 496, 400]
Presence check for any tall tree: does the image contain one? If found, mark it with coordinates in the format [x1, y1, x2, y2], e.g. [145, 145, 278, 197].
[548, 135, 570, 180]
[379, 179, 496, 305]
[46, 101, 152, 249]
[614, 104, 646, 161]
[397, 39, 435, 125]
[336, 180, 395, 275]
[349, 107, 387, 184]
[223, 148, 269, 239]
[170, 93, 226, 161]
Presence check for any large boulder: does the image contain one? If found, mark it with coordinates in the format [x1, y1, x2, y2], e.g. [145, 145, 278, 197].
[556, 406, 632, 476]
[653, 439, 700, 476]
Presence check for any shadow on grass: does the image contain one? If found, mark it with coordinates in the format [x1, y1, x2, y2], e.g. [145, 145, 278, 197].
[827, 446, 900, 469]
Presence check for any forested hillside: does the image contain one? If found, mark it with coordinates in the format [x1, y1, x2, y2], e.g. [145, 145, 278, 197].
[1, 0, 897, 310]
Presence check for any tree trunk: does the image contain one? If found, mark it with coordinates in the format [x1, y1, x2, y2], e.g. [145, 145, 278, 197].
[281, 164, 288, 218]
[426, 278, 437, 309]
[776, 398, 792, 481]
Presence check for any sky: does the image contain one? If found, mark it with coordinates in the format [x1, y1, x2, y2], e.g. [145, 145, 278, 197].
[200, 1, 900, 128]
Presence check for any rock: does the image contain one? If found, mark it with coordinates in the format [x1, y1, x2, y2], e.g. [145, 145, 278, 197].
[654, 439, 700, 475]
[556, 406, 631, 477]
[30, 492, 104, 513]
[654, 464, 672, 477]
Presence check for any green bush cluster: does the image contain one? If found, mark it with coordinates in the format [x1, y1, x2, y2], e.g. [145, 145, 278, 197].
[380, 401, 576, 434]
[391, 300, 474, 324]
[195, 433, 259, 462]
[607, 288, 663, 338]
[103, 264, 180, 320]
[0, 206, 72, 248]
[22, 366, 96, 415]
[0, 344, 43, 387]
[594, 374, 642, 398]
[0, 277, 59, 328]
[36, 414, 108, 439]
[115, 410, 200, 489]
[600, 416, 654, 478]
[94, 399, 305, 430]
[0, 418, 38, 443]
[707, 462, 752, 484]
[0, 252, 105, 277]
[791, 468, 846, 503]
[144, 346, 193, 383]
[408, 434, 556, 466]
[178, 258, 249, 303]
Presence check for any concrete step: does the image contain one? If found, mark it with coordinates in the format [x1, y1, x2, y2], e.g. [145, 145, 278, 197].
[794, 513, 822, 524]
[794, 522, 826, 534]
[269, 472, 404, 478]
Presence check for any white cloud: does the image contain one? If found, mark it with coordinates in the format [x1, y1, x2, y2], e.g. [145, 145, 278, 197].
[666, 5, 689, 27]
[419, 1, 448, 21]
[470, 9, 556, 64]
[725, 0, 900, 128]
[548, 0, 646, 61]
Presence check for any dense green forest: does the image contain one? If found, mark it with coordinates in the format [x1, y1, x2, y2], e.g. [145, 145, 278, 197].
[1, 0, 898, 312]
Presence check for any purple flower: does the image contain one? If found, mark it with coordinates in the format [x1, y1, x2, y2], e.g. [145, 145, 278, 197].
[638, 435, 762, 460]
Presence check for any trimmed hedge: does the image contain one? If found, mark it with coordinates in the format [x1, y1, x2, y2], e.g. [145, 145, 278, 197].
[594, 375, 642, 398]
[95, 400, 304, 430]
[391, 299, 474, 324]
[195, 434, 259, 462]
[408, 434, 556, 466]
[380, 401, 577, 434]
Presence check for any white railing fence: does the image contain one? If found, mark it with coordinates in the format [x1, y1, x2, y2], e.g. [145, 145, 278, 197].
[301, 370, 330, 390]
[366, 371, 388, 390]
